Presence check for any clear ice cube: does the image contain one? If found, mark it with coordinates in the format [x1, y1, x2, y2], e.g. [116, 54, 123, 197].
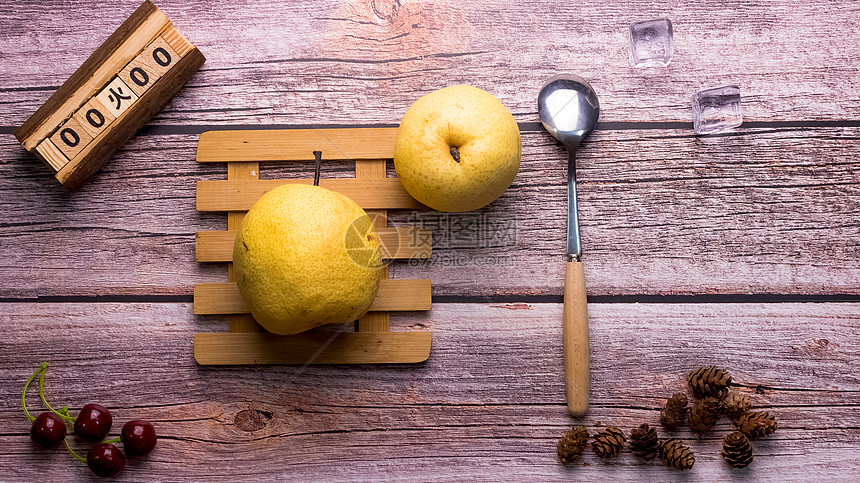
[692, 85, 743, 134]
[629, 18, 674, 67]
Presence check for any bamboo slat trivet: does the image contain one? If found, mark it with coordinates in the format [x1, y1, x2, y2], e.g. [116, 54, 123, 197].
[194, 127, 433, 365]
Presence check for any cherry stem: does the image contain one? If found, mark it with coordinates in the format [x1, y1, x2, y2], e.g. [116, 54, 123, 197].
[21, 362, 48, 422]
[103, 436, 121, 444]
[64, 438, 87, 463]
[37, 364, 75, 424]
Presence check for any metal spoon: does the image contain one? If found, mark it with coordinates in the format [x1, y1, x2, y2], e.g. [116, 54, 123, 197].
[538, 74, 600, 416]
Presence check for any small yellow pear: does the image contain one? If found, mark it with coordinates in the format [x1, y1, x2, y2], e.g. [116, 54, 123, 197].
[233, 184, 383, 334]
[394, 85, 522, 212]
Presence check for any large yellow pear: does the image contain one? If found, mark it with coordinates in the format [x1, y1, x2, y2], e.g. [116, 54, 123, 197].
[394, 85, 522, 212]
[233, 184, 383, 335]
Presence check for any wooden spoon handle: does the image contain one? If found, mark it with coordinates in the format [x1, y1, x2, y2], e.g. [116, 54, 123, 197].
[563, 260, 590, 416]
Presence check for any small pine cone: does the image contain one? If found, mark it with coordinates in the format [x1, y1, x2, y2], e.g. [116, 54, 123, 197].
[661, 438, 695, 470]
[722, 431, 754, 468]
[592, 426, 626, 458]
[629, 423, 660, 461]
[737, 411, 777, 438]
[723, 390, 751, 419]
[660, 393, 689, 430]
[688, 365, 732, 397]
[557, 426, 588, 464]
[689, 397, 719, 434]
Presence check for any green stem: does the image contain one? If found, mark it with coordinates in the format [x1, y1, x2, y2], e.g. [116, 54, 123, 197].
[21, 363, 48, 422]
[37, 365, 75, 424]
[103, 436, 121, 444]
[64, 438, 87, 464]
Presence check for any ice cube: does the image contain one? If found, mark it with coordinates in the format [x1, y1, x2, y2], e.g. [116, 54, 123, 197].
[692, 85, 743, 134]
[629, 18, 674, 67]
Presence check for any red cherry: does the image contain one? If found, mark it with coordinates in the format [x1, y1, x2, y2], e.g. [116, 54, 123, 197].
[121, 420, 157, 456]
[30, 412, 66, 449]
[87, 443, 125, 478]
[74, 404, 112, 442]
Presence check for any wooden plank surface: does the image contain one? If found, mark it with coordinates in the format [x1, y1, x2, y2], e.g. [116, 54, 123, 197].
[1, 302, 857, 480]
[1, 1, 859, 126]
[194, 279, 432, 314]
[1, 127, 857, 298]
[1, 0, 859, 480]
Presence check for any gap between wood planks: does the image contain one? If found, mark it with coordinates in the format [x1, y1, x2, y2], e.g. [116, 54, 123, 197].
[2, 120, 860, 136]
[1, 294, 860, 304]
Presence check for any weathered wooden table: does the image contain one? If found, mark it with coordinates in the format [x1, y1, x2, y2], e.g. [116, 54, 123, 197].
[1, 0, 858, 480]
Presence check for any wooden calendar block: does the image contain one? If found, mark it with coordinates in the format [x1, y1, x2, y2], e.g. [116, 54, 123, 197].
[13, 1, 205, 189]
[74, 97, 116, 138]
[139, 36, 180, 77]
[161, 26, 194, 56]
[34, 139, 69, 172]
[118, 56, 159, 96]
[49, 117, 94, 160]
[95, 77, 139, 118]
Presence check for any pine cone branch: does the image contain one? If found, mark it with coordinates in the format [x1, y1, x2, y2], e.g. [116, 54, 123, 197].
[688, 366, 732, 397]
[722, 431, 754, 468]
[737, 411, 777, 438]
[723, 390, 751, 420]
[660, 393, 689, 430]
[661, 438, 695, 470]
[629, 423, 660, 461]
[592, 426, 626, 458]
[557, 426, 588, 464]
[689, 397, 720, 434]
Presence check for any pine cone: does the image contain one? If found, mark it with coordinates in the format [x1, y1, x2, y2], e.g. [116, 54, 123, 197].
[592, 426, 626, 458]
[660, 393, 689, 430]
[629, 423, 660, 461]
[688, 366, 732, 397]
[737, 411, 777, 438]
[661, 438, 695, 470]
[557, 426, 588, 464]
[689, 397, 719, 434]
[722, 431, 753, 468]
[723, 390, 751, 420]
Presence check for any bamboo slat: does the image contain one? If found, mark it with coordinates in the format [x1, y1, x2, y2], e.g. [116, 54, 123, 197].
[195, 228, 432, 262]
[193, 279, 432, 315]
[196, 178, 424, 211]
[356, 158, 391, 332]
[196, 128, 398, 163]
[194, 331, 432, 365]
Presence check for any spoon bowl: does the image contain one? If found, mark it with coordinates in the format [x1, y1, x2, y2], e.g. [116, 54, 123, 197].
[538, 75, 600, 149]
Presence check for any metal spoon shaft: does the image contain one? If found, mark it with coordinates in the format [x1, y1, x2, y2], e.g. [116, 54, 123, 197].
[566, 145, 582, 260]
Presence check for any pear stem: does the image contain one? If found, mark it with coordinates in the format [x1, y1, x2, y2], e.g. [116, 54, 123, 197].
[313, 151, 322, 186]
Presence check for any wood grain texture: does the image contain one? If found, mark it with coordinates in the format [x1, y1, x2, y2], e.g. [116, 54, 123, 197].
[563, 260, 590, 417]
[2, 0, 860, 128]
[1, 127, 857, 298]
[0, 302, 857, 480]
